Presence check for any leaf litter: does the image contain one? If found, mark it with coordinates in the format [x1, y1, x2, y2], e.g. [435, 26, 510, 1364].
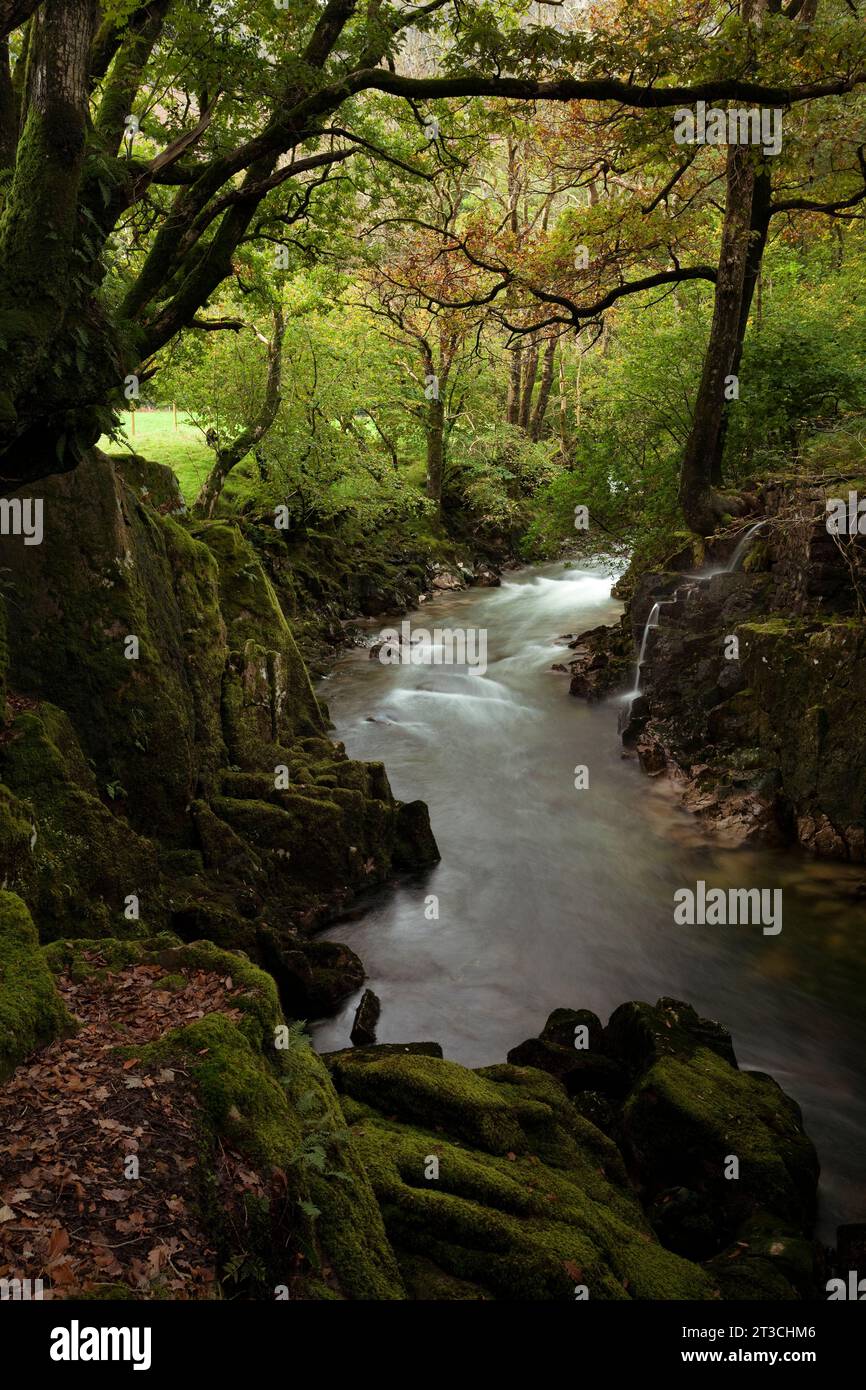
[0, 951, 272, 1299]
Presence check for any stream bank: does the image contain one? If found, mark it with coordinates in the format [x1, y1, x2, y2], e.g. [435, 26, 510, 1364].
[312, 560, 866, 1245]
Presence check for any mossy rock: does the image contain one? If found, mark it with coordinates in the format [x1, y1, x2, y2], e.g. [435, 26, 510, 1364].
[393, 799, 440, 868]
[256, 926, 365, 1018]
[0, 780, 32, 883]
[1, 453, 227, 837]
[192, 798, 263, 881]
[43, 930, 403, 1298]
[605, 998, 737, 1073]
[212, 793, 353, 885]
[707, 1216, 817, 1300]
[135, 1008, 402, 1299]
[114, 453, 185, 513]
[195, 521, 324, 763]
[0, 890, 72, 1080]
[0, 707, 160, 939]
[622, 1045, 818, 1233]
[329, 1051, 716, 1301]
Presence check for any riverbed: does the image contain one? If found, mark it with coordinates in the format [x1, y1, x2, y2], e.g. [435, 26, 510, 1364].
[313, 560, 866, 1239]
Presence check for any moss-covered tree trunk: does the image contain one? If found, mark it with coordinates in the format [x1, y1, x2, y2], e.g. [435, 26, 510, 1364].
[0, 0, 108, 489]
[506, 345, 523, 426]
[678, 0, 771, 535]
[518, 338, 539, 430]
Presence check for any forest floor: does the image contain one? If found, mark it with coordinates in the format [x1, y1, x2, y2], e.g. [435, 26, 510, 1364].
[0, 952, 269, 1300]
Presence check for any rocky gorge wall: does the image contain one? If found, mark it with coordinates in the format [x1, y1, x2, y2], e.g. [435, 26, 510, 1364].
[568, 476, 866, 859]
[0, 450, 438, 1010]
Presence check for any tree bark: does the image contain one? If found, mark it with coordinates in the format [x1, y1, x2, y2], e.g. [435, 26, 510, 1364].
[0, 38, 15, 171]
[678, 0, 770, 532]
[678, 143, 760, 532]
[529, 338, 557, 441]
[0, 0, 101, 484]
[506, 346, 523, 425]
[518, 340, 539, 430]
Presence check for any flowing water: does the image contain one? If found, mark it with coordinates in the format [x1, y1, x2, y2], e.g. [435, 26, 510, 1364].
[313, 560, 866, 1238]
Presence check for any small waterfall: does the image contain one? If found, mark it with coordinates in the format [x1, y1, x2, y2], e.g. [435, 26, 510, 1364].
[633, 602, 660, 690]
[725, 521, 764, 573]
[630, 599, 672, 699]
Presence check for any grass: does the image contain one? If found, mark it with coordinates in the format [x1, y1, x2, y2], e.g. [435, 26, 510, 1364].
[99, 409, 213, 503]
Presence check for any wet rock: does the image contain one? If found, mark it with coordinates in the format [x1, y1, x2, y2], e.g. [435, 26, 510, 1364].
[393, 799, 440, 868]
[567, 621, 631, 701]
[473, 563, 501, 588]
[612, 481, 866, 859]
[636, 737, 666, 775]
[541, 1007, 604, 1050]
[255, 925, 364, 1017]
[430, 569, 463, 591]
[618, 695, 648, 746]
[796, 812, 847, 859]
[351, 988, 381, 1045]
[605, 998, 738, 1072]
[506, 1036, 629, 1098]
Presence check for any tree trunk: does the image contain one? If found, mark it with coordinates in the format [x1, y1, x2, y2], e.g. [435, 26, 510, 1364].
[518, 340, 539, 430]
[529, 338, 557, 441]
[425, 394, 445, 512]
[678, 145, 759, 532]
[506, 346, 523, 425]
[194, 307, 285, 518]
[0, 0, 102, 488]
[557, 351, 569, 461]
[0, 38, 16, 172]
[712, 168, 772, 481]
[679, 0, 770, 531]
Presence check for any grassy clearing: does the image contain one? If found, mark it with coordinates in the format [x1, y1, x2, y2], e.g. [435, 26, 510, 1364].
[99, 409, 213, 502]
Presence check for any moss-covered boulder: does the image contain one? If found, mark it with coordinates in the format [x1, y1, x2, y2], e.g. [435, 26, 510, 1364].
[623, 1046, 818, 1236]
[1, 452, 228, 838]
[507, 1008, 629, 1097]
[326, 1049, 717, 1300]
[501, 997, 820, 1290]
[0, 890, 71, 1079]
[0, 705, 159, 938]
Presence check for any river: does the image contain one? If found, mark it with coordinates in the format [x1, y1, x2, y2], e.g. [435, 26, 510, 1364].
[313, 560, 866, 1239]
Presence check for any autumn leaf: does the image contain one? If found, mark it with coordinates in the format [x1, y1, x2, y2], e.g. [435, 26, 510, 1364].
[47, 1227, 70, 1262]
